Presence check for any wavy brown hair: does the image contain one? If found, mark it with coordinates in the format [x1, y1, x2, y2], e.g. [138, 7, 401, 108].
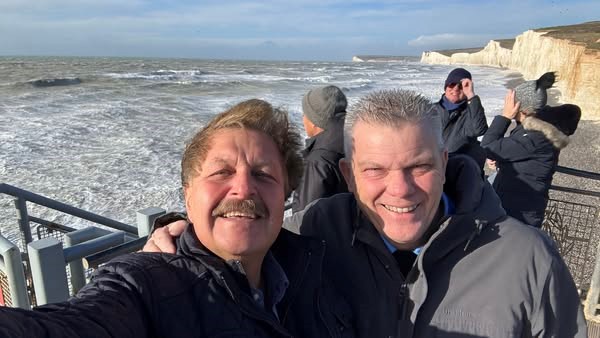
[181, 99, 304, 198]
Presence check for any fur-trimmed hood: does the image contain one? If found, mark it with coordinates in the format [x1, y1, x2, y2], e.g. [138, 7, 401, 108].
[522, 115, 569, 149]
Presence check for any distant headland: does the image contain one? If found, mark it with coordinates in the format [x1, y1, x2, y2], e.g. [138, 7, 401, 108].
[352, 21, 600, 120]
[352, 55, 418, 62]
[420, 21, 600, 120]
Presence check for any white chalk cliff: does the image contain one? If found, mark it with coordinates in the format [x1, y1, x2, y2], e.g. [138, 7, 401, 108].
[421, 30, 600, 120]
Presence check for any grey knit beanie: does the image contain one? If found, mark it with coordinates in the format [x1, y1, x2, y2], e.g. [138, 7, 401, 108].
[302, 85, 347, 129]
[514, 72, 556, 114]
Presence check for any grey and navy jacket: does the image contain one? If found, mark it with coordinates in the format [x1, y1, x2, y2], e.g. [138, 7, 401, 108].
[433, 95, 488, 170]
[481, 115, 568, 227]
[285, 155, 586, 338]
[292, 114, 348, 213]
[0, 226, 355, 338]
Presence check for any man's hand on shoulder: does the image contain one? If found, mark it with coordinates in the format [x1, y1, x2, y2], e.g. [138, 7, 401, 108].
[142, 219, 187, 254]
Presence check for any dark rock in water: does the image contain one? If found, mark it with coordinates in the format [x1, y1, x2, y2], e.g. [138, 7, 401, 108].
[30, 78, 82, 87]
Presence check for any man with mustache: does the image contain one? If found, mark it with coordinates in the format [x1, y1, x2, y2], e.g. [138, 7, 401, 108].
[0, 99, 354, 338]
[149, 90, 586, 337]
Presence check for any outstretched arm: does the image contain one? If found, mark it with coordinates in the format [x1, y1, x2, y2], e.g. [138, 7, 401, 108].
[0, 262, 151, 338]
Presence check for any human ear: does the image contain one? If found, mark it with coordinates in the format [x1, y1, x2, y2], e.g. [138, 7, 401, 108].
[339, 158, 355, 192]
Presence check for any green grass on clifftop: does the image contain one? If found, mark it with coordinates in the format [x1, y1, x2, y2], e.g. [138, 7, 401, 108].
[427, 21, 599, 56]
[535, 21, 600, 51]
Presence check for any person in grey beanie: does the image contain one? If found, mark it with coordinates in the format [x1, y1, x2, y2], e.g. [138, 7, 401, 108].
[291, 85, 349, 213]
[431, 67, 488, 171]
[482, 73, 581, 228]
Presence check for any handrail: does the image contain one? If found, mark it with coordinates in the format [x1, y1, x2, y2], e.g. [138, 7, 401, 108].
[83, 237, 147, 269]
[556, 166, 600, 181]
[0, 183, 138, 235]
[29, 216, 76, 233]
[551, 166, 600, 198]
[550, 185, 600, 198]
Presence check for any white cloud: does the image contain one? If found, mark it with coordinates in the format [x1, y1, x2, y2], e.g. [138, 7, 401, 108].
[0, 0, 598, 60]
[408, 33, 497, 50]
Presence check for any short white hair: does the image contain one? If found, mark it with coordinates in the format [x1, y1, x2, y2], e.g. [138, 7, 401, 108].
[343, 89, 443, 159]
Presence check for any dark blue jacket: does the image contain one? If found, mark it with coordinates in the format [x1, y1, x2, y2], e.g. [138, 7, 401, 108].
[292, 114, 347, 213]
[0, 226, 354, 338]
[481, 115, 569, 227]
[433, 95, 488, 170]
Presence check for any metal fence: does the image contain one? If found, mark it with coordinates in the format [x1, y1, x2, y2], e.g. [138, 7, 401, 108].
[541, 166, 600, 336]
[0, 183, 164, 307]
[542, 166, 600, 296]
[1, 166, 600, 334]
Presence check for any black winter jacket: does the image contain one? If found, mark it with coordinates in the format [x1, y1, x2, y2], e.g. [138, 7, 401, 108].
[481, 115, 569, 227]
[0, 226, 354, 338]
[433, 95, 488, 169]
[292, 114, 348, 213]
[284, 155, 586, 337]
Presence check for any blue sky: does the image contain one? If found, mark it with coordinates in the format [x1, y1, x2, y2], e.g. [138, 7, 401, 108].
[0, 0, 598, 61]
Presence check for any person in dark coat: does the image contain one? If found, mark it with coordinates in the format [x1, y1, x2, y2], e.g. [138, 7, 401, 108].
[291, 85, 348, 213]
[431, 67, 489, 170]
[147, 90, 586, 337]
[482, 75, 581, 228]
[0, 99, 354, 338]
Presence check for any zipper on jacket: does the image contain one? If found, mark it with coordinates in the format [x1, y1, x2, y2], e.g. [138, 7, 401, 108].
[281, 246, 316, 324]
[316, 291, 338, 338]
[313, 240, 348, 338]
[463, 219, 486, 251]
[218, 275, 292, 337]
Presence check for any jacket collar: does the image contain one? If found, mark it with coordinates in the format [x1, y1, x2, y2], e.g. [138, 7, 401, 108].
[176, 224, 323, 326]
[522, 115, 570, 149]
[439, 94, 467, 112]
[352, 155, 506, 263]
[303, 113, 345, 156]
[421, 155, 506, 262]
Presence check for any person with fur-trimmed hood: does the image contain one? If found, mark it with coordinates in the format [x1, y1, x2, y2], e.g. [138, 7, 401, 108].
[482, 72, 581, 228]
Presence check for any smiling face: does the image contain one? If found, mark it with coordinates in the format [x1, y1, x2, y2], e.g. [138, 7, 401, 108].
[444, 82, 466, 104]
[184, 128, 286, 262]
[340, 120, 447, 250]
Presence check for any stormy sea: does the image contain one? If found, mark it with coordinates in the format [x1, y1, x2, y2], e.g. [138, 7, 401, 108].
[0, 56, 518, 241]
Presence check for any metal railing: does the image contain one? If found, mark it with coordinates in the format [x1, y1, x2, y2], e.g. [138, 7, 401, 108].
[541, 166, 600, 333]
[0, 183, 166, 307]
[1, 167, 600, 330]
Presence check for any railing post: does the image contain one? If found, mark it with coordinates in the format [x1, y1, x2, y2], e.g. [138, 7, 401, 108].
[585, 239, 600, 323]
[27, 238, 69, 305]
[63, 227, 111, 294]
[136, 207, 166, 237]
[0, 235, 30, 309]
[13, 197, 33, 247]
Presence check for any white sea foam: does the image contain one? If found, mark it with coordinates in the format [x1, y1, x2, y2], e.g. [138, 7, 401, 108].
[0, 56, 514, 243]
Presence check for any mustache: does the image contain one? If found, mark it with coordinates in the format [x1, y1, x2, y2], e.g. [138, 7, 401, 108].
[211, 198, 268, 218]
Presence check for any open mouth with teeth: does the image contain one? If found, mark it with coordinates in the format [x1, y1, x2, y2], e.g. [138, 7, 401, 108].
[220, 211, 259, 219]
[383, 204, 418, 213]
